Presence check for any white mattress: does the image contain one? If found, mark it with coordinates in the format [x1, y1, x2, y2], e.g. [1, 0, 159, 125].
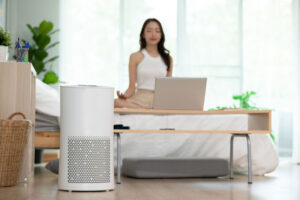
[114, 113, 278, 176]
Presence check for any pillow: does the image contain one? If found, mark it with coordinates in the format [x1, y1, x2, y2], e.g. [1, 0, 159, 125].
[122, 158, 229, 178]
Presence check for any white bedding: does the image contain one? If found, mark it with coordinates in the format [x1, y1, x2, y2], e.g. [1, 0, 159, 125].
[36, 79, 60, 117]
[114, 114, 278, 175]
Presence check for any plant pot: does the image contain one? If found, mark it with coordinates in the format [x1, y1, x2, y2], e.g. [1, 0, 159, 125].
[0, 45, 8, 62]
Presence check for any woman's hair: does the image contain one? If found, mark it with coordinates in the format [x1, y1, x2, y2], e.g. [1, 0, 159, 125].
[139, 18, 171, 71]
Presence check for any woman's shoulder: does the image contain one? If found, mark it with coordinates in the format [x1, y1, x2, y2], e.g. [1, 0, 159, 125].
[130, 51, 144, 59]
[130, 51, 144, 64]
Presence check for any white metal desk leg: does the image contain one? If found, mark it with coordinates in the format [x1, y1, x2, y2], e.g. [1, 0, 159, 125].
[116, 132, 121, 184]
[230, 134, 252, 184]
[230, 134, 235, 179]
[246, 134, 252, 184]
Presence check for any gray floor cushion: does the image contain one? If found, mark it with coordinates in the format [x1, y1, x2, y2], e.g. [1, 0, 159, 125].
[122, 158, 228, 178]
[45, 159, 59, 174]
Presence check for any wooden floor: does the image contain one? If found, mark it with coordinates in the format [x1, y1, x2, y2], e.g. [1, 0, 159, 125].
[0, 160, 299, 200]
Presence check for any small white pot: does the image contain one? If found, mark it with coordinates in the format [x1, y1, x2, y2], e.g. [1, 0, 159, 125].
[0, 45, 8, 61]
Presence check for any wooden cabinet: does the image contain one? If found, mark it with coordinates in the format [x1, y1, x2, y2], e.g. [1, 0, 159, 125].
[0, 62, 36, 182]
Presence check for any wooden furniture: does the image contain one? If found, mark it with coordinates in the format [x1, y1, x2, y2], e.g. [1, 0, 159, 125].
[35, 132, 60, 149]
[0, 62, 36, 182]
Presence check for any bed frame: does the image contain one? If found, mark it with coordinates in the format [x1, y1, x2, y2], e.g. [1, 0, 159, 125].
[35, 108, 272, 184]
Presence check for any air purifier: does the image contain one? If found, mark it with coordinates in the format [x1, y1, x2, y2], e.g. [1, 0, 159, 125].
[58, 85, 114, 191]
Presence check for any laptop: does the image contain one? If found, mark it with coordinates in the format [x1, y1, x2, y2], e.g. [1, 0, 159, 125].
[153, 77, 207, 110]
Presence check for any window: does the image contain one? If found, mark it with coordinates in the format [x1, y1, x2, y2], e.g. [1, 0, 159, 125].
[60, 0, 296, 156]
[60, 0, 120, 87]
[185, 0, 241, 108]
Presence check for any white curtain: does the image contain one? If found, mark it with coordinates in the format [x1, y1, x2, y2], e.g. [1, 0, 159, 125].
[243, 0, 295, 157]
[60, 0, 297, 157]
[292, 0, 300, 163]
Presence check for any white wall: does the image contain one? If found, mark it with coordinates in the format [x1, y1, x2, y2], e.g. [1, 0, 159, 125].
[6, 0, 60, 80]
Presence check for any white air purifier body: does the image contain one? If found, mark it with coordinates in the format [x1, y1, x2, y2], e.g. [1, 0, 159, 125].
[58, 85, 114, 191]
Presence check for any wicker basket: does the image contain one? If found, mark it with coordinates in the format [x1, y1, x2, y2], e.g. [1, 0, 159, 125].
[0, 112, 32, 186]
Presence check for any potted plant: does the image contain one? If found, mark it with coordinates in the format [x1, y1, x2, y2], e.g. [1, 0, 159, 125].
[0, 28, 12, 61]
[26, 20, 60, 84]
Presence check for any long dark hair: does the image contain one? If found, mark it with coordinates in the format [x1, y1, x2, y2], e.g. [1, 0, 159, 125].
[139, 18, 171, 71]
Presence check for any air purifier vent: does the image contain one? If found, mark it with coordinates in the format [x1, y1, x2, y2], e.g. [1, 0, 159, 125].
[67, 136, 110, 183]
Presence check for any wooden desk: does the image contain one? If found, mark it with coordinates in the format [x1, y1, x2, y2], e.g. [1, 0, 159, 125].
[35, 109, 271, 147]
[114, 108, 271, 133]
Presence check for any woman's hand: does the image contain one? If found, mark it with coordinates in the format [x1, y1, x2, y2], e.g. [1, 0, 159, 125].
[117, 90, 127, 99]
[117, 88, 135, 99]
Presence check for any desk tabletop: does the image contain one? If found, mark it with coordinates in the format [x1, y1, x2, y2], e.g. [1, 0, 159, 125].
[113, 129, 270, 134]
[114, 108, 271, 115]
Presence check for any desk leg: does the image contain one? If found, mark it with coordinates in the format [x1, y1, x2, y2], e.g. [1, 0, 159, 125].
[246, 134, 252, 184]
[230, 134, 234, 179]
[116, 132, 121, 184]
[229, 134, 252, 184]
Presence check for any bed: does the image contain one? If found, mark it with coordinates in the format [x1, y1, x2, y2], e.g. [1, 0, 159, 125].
[35, 80, 279, 176]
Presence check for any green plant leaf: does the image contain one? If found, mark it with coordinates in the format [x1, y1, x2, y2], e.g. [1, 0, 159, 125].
[45, 41, 60, 50]
[26, 24, 39, 37]
[0, 28, 12, 47]
[232, 91, 257, 109]
[35, 49, 48, 61]
[49, 29, 59, 35]
[36, 35, 51, 49]
[232, 95, 242, 100]
[39, 20, 53, 35]
[270, 133, 276, 143]
[28, 47, 35, 61]
[43, 71, 59, 84]
[45, 56, 59, 64]
[32, 59, 45, 74]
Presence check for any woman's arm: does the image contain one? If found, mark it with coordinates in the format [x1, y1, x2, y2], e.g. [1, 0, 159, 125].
[123, 54, 137, 98]
[117, 52, 143, 99]
[166, 55, 173, 77]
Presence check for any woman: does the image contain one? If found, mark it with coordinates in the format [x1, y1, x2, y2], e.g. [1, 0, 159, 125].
[114, 18, 173, 109]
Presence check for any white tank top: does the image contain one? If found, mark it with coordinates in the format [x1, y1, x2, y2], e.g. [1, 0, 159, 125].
[136, 49, 167, 90]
